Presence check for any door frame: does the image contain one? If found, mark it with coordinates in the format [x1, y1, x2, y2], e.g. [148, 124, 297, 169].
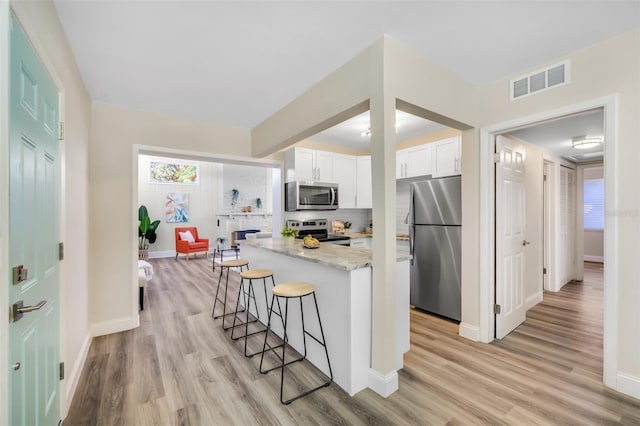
[478, 95, 618, 388]
[1, 5, 68, 425]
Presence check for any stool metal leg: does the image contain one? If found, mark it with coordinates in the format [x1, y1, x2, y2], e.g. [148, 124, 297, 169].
[229, 277, 260, 334]
[213, 265, 247, 321]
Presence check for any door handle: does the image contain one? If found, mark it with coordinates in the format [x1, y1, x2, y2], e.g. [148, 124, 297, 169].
[12, 300, 46, 322]
[522, 240, 531, 246]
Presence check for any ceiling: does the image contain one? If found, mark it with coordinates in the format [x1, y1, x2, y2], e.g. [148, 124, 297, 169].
[309, 110, 447, 151]
[508, 108, 604, 163]
[52, 1, 640, 131]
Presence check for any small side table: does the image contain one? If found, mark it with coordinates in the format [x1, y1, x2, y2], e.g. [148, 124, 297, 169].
[212, 246, 240, 270]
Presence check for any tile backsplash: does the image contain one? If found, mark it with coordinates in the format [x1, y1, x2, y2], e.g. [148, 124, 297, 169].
[284, 209, 371, 233]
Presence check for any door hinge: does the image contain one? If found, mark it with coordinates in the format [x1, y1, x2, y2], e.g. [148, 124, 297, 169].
[59, 362, 64, 380]
[543, 267, 547, 275]
[59, 242, 64, 261]
[543, 174, 547, 182]
[58, 122, 65, 140]
[493, 153, 501, 163]
[494, 304, 501, 314]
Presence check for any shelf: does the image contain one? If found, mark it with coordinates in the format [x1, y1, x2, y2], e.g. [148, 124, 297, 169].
[216, 212, 272, 217]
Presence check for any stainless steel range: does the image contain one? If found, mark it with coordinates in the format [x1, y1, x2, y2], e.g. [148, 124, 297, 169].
[285, 219, 351, 245]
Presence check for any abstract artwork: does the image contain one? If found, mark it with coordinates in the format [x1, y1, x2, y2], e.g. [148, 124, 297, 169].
[165, 192, 189, 223]
[150, 161, 199, 184]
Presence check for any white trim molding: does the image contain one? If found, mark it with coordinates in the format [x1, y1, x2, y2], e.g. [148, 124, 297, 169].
[458, 322, 480, 342]
[90, 316, 140, 338]
[368, 369, 398, 398]
[63, 332, 92, 416]
[617, 372, 640, 400]
[479, 95, 619, 392]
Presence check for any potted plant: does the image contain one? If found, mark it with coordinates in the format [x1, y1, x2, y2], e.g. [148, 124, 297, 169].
[281, 227, 299, 239]
[230, 188, 239, 208]
[138, 205, 160, 260]
[215, 236, 228, 249]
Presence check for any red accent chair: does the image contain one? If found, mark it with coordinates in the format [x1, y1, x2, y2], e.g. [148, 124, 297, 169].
[175, 227, 209, 260]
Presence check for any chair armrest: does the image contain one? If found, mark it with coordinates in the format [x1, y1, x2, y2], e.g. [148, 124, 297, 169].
[196, 238, 209, 246]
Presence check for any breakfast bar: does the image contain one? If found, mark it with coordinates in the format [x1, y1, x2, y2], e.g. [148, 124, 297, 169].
[240, 238, 411, 397]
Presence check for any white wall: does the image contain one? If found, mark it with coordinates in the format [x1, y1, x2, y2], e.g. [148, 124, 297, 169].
[90, 102, 252, 334]
[137, 154, 222, 255]
[1, 0, 92, 421]
[478, 30, 639, 391]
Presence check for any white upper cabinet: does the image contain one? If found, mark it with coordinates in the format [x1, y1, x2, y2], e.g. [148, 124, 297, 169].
[397, 144, 432, 178]
[431, 136, 461, 178]
[356, 156, 372, 208]
[334, 154, 357, 208]
[285, 147, 336, 182]
[314, 150, 336, 182]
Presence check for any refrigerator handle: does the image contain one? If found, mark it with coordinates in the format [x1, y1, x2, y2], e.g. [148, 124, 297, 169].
[408, 184, 415, 264]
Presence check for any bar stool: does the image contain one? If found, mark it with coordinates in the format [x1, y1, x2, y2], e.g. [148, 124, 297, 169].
[212, 259, 249, 330]
[259, 282, 333, 405]
[230, 268, 280, 357]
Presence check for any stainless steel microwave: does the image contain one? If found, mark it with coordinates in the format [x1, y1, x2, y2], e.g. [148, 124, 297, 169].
[285, 181, 339, 211]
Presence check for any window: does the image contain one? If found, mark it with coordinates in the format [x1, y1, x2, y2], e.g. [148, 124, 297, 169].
[584, 178, 604, 230]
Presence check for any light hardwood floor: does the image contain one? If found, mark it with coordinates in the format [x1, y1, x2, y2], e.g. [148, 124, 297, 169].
[64, 260, 640, 425]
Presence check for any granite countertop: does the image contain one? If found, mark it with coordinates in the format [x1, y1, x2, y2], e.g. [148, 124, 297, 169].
[242, 238, 411, 271]
[345, 232, 410, 241]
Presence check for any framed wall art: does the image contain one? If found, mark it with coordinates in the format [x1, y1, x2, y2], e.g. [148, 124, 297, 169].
[150, 161, 199, 184]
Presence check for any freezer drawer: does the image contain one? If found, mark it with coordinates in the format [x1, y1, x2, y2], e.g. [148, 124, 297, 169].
[410, 225, 461, 321]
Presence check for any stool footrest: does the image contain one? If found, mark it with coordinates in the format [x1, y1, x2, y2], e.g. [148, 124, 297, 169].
[223, 316, 258, 331]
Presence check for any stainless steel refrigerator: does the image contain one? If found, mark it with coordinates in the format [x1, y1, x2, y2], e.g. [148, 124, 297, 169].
[408, 176, 461, 321]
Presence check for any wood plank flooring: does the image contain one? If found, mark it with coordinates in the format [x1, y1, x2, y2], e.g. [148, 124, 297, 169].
[64, 260, 640, 425]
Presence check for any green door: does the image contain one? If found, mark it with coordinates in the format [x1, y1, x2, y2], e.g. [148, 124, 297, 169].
[9, 14, 61, 426]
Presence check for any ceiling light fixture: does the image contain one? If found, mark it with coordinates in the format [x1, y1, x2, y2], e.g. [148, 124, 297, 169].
[571, 135, 602, 150]
[360, 125, 398, 138]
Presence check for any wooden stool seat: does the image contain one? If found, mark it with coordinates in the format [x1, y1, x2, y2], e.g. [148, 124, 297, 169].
[220, 259, 249, 268]
[272, 282, 315, 298]
[240, 268, 273, 280]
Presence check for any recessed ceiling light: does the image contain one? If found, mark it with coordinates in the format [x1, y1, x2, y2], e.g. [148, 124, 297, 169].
[572, 136, 603, 150]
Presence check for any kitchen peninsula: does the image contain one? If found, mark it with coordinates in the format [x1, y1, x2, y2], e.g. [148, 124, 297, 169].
[240, 238, 411, 397]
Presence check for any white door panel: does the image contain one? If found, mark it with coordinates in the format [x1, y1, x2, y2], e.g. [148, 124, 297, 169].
[495, 135, 527, 339]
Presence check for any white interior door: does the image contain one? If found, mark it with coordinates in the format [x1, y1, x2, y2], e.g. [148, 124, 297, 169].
[495, 135, 527, 339]
[9, 14, 61, 425]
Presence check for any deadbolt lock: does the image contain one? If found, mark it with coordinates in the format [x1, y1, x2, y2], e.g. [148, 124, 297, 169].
[12, 265, 28, 285]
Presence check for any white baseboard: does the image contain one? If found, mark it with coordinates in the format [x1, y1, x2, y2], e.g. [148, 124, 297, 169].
[368, 369, 398, 397]
[90, 316, 139, 337]
[526, 292, 543, 311]
[62, 331, 92, 416]
[584, 255, 604, 263]
[458, 322, 480, 342]
[148, 250, 175, 259]
[617, 372, 640, 400]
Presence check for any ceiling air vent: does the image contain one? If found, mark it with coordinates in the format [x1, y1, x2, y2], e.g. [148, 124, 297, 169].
[510, 60, 569, 101]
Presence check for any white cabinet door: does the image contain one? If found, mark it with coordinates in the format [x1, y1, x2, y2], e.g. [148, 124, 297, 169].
[396, 144, 432, 178]
[432, 136, 461, 177]
[356, 156, 372, 208]
[293, 148, 316, 181]
[315, 150, 335, 182]
[406, 144, 432, 177]
[334, 154, 357, 208]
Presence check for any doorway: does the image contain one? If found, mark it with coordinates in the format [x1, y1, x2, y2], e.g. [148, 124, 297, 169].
[479, 95, 617, 387]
